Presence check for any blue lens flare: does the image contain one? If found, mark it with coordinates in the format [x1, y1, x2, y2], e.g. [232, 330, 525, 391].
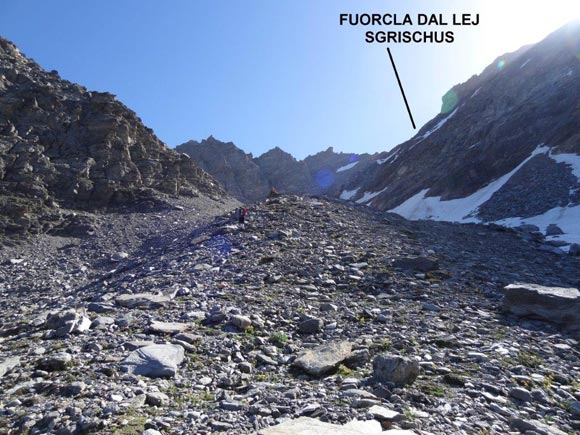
[315, 168, 335, 190]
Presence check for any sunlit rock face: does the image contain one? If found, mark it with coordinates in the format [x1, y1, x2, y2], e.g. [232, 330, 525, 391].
[342, 22, 580, 225]
[0, 36, 224, 238]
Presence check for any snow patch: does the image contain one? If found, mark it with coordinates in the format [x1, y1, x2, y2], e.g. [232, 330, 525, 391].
[356, 188, 387, 205]
[377, 150, 400, 165]
[416, 108, 458, 143]
[340, 188, 359, 200]
[336, 161, 359, 172]
[390, 145, 551, 222]
[495, 205, 580, 249]
[520, 58, 531, 69]
[470, 87, 481, 98]
[549, 151, 580, 180]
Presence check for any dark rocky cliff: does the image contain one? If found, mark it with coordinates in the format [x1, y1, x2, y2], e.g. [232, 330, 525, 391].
[0, 37, 225, 238]
[343, 22, 580, 224]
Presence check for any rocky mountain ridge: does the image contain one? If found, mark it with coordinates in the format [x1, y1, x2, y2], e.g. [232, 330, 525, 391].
[176, 137, 374, 203]
[340, 22, 580, 246]
[0, 36, 228, 241]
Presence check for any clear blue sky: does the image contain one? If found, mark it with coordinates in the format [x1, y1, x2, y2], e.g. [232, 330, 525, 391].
[1, 1, 576, 159]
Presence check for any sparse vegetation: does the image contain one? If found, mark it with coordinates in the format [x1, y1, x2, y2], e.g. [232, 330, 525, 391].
[269, 331, 288, 345]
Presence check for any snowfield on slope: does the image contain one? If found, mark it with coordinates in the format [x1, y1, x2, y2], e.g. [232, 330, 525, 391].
[388, 144, 580, 246]
[336, 161, 359, 172]
[390, 145, 551, 222]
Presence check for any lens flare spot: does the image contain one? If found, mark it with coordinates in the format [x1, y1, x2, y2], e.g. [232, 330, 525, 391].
[497, 59, 505, 70]
[441, 90, 458, 114]
[349, 154, 358, 163]
[315, 168, 335, 190]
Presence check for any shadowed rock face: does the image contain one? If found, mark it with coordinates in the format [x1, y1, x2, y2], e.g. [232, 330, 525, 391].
[176, 137, 269, 203]
[177, 137, 374, 202]
[342, 22, 580, 220]
[0, 37, 224, 238]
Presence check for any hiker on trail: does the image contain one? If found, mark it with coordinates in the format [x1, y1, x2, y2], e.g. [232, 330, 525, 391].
[238, 207, 248, 229]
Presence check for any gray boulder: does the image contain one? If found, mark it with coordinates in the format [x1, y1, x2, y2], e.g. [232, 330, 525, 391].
[546, 224, 564, 236]
[230, 315, 252, 330]
[258, 416, 382, 434]
[292, 341, 352, 376]
[298, 315, 323, 334]
[116, 293, 173, 309]
[509, 417, 567, 435]
[502, 283, 580, 330]
[0, 356, 20, 377]
[392, 256, 438, 273]
[37, 352, 72, 372]
[148, 320, 191, 335]
[373, 354, 420, 386]
[120, 344, 185, 378]
[45, 309, 91, 337]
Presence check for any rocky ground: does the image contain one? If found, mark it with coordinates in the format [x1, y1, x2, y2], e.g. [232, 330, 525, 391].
[0, 195, 579, 435]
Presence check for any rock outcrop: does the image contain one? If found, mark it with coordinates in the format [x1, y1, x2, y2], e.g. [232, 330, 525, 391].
[176, 137, 373, 202]
[502, 283, 580, 330]
[0, 36, 224, 239]
[175, 136, 268, 203]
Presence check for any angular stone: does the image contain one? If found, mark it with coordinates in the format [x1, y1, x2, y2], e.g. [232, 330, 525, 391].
[368, 405, 401, 421]
[116, 293, 173, 309]
[393, 256, 438, 272]
[45, 309, 91, 336]
[174, 333, 202, 344]
[509, 387, 533, 402]
[258, 417, 382, 434]
[292, 341, 352, 376]
[148, 320, 191, 335]
[502, 283, 580, 329]
[0, 356, 20, 377]
[230, 315, 252, 330]
[546, 224, 564, 236]
[37, 352, 72, 371]
[372, 354, 420, 386]
[509, 417, 567, 435]
[120, 344, 185, 378]
[146, 392, 169, 406]
[298, 316, 323, 334]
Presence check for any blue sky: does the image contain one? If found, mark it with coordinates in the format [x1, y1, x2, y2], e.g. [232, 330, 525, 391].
[1, 1, 576, 158]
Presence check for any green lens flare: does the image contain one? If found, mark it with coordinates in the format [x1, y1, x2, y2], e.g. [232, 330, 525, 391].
[441, 90, 458, 114]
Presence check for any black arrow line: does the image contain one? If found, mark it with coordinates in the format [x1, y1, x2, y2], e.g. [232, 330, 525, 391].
[386, 47, 416, 130]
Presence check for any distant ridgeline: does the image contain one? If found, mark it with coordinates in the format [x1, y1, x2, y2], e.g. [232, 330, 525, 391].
[176, 137, 374, 204]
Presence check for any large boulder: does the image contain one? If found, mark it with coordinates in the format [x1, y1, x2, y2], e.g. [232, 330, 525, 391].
[116, 293, 173, 309]
[392, 256, 439, 273]
[45, 309, 91, 337]
[258, 417, 382, 435]
[0, 356, 20, 377]
[292, 341, 352, 377]
[373, 354, 420, 386]
[502, 283, 580, 330]
[120, 344, 185, 378]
